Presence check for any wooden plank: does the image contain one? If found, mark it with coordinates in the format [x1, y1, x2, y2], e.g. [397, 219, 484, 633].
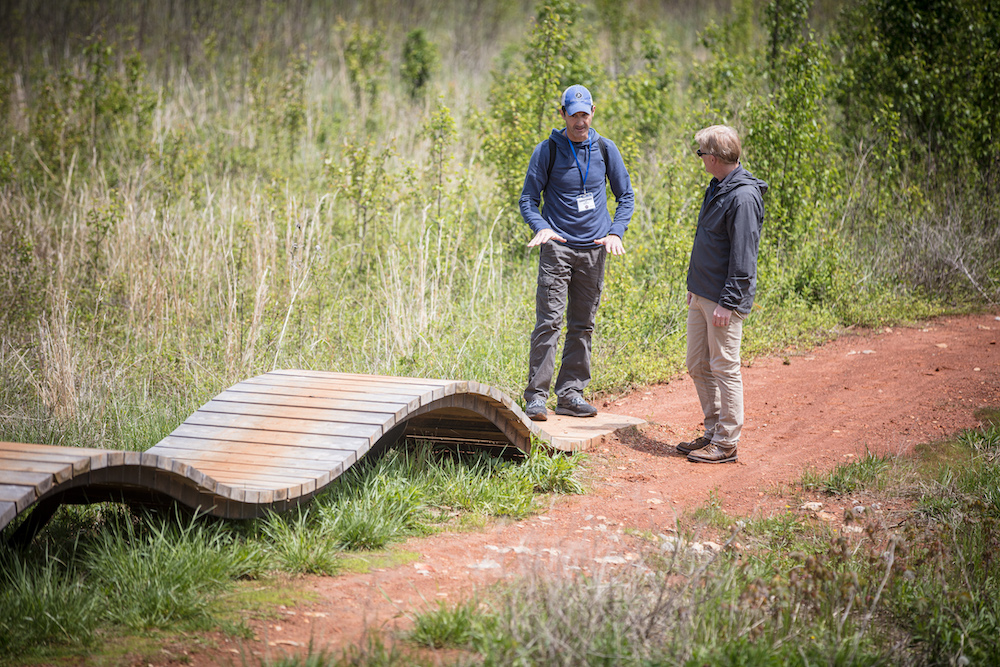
[145, 444, 338, 476]
[0, 446, 107, 472]
[159, 424, 369, 450]
[249, 374, 432, 398]
[181, 411, 382, 439]
[228, 381, 419, 407]
[205, 474, 323, 498]
[256, 378, 441, 403]
[239, 377, 423, 406]
[0, 441, 110, 457]
[177, 463, 317, 486]
[0, 453, 82, 482]
[199, 399, 396, 427]
[0, 459, 73, 481]
[151, 435, 360, 463]
[0, 501, 15, 530]
[0, 484, 36, 511]
[148, 449, 356, 477]
[210, 473, 305, 493]
[0, 470, 53, 495]
[257, 374, 451, 402]
[217, 388, 412, 417]
[269, 369, 456, 387]
[0, 449, 86, 465]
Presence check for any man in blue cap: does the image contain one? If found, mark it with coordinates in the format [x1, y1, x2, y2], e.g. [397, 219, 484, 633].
[519, 84, 635, 421]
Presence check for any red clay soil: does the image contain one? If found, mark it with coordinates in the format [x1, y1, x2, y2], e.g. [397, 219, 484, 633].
[124, 314, 1000, 666]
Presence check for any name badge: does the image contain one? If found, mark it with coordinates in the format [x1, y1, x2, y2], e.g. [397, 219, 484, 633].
[576, 193, 596, 212]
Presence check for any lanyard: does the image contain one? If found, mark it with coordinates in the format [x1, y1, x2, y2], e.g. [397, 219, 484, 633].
[567, 137, 591, 194]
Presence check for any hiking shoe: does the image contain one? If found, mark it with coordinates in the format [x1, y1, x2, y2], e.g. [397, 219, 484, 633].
[555, 396, 598, 417]
[525, 398, 548, 421]
[676, 435, 713, 455]
[687, 442, 738, 464]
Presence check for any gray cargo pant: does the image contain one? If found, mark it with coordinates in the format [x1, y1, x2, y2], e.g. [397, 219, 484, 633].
[524, 242, 606, 404]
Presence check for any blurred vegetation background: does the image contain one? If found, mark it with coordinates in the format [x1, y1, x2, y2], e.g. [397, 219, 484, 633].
[0, 0, 997, 451]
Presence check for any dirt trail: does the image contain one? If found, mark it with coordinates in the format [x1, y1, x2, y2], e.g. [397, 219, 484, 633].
[179, 313, 999, 666]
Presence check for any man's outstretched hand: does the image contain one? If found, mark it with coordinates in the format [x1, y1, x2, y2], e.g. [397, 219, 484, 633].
[595, 234, 625, 255]
[527, 229, 567, 248]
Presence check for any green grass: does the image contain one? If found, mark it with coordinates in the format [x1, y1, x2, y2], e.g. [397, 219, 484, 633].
[260, 508, 343, 575]
[0, 442, 586, 664]
[801, 451, 897, 495]
[685, 489, 732, 532]
[82, 514, 250, 630]
[409, 548, 886, 666]
[0, 552, 98, 656]
[408, 599, 480, 649]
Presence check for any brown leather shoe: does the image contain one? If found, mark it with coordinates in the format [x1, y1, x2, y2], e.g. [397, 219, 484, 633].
[687, 442, 738, 464]
[676, 436, 712, 455]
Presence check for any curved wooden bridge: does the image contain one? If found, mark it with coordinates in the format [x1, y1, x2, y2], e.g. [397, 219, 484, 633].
[0, 370, 643, 542]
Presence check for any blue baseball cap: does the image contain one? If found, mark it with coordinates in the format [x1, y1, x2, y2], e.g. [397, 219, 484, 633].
[561, 85, 593, 115]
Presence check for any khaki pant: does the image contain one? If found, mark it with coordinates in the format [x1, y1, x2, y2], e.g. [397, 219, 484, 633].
[686, 293, 745, 447]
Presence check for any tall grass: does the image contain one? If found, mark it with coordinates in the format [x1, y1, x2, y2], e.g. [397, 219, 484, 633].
[83, 511, 257, 630]
[1, 0, 970, 453]
[0, 552, 98, 656]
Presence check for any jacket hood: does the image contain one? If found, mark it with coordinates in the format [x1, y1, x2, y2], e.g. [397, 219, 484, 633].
[716, 165, 768, 197]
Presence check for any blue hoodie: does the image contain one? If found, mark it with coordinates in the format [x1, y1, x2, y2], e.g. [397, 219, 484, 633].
[519, 128, 634, 249]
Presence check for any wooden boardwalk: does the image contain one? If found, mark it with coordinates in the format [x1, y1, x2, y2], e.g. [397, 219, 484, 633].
[1, 370, 643, 540]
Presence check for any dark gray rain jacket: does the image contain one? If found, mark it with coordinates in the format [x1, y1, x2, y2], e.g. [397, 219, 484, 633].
[686, 165, 768, 314]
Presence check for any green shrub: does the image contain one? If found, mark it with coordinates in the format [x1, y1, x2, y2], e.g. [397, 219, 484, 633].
[400, 29, 438, 101]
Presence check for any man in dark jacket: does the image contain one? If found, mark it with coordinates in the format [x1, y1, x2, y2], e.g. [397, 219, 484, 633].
[519, 84, 634, 421]
[678, 125, 767, 463]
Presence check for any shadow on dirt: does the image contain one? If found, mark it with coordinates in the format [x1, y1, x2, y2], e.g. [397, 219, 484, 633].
[617, 427, 687, 458]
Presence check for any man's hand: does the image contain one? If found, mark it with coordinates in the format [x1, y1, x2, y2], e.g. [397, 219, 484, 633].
[594, 234, 625, 255]
[528, 229, 567, 248]
[712, 304, 732, 327]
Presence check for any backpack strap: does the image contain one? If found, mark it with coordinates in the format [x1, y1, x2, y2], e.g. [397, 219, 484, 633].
[544, 136, 610, 194]
[545, 136, 558, 187]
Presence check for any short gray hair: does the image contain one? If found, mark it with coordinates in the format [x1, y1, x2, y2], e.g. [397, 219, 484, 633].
[695, 125, 741, 164]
